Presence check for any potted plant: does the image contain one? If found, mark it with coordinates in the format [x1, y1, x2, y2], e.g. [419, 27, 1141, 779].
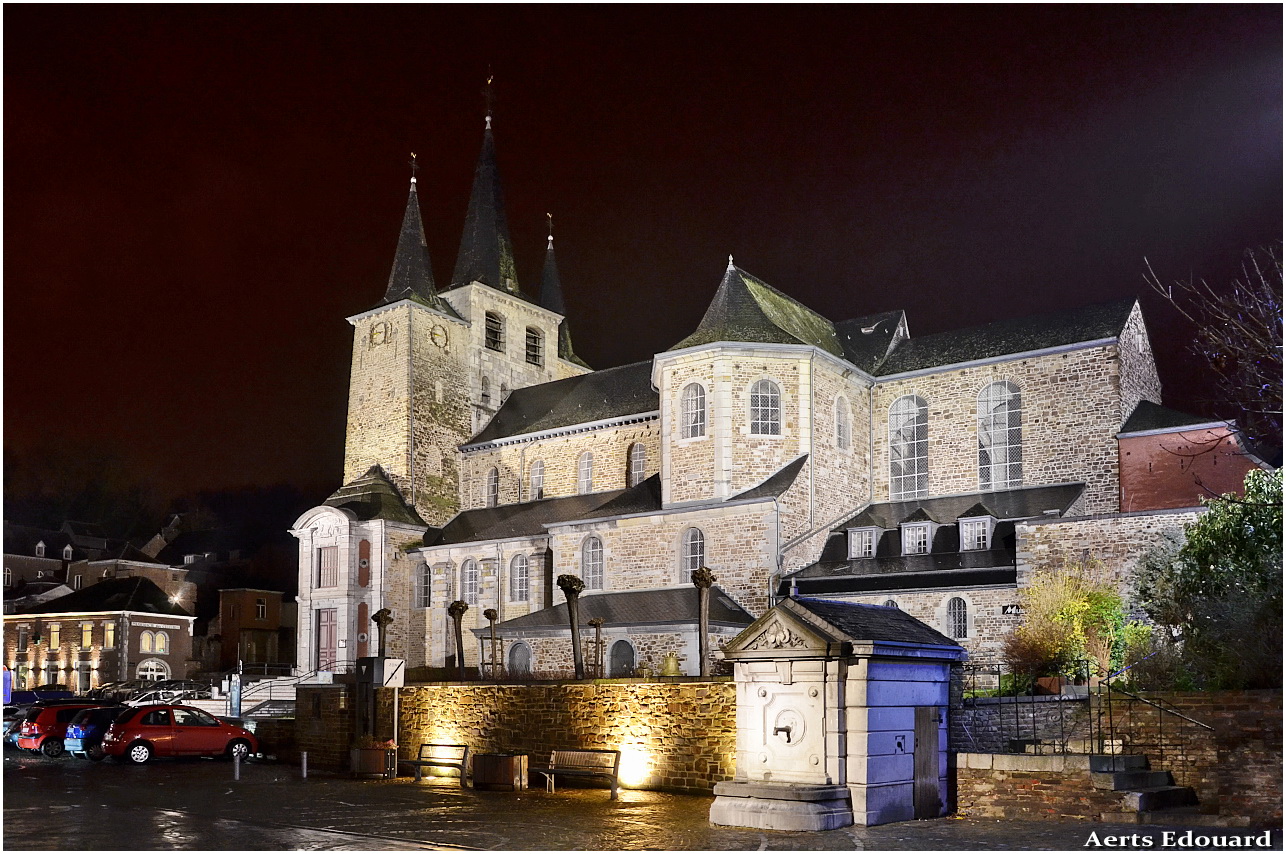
[350, 735, 398, 778]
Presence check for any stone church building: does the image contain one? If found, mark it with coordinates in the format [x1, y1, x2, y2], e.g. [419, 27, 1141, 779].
[292, 108, 1260, 678]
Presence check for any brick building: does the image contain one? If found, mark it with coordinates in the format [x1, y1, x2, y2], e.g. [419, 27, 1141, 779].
[291, 103, 1262, 676]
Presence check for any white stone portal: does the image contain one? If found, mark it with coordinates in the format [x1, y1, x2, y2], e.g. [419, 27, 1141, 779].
[709, 597, 966, 830]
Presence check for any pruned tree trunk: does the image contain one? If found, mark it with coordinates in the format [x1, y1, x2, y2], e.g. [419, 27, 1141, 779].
[448, 600, 469, 681]
[558, 574, 586, 679]
[692, 567, 716, 677]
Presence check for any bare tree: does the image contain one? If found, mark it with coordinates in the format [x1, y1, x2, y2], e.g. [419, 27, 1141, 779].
[1145, 245, 1283, 461]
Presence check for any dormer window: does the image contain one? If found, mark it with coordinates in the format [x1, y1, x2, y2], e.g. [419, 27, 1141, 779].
[35, 541, 45, 558]
[63, 545, 74, 560]
[901, 523, 932, 555]
[847, 528, 879, 559]
[959, 517, 995, 551]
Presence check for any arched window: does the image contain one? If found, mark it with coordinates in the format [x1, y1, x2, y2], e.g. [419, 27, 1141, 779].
[609, 639, 636, 677]
[481, 376, 491, 406]
[529, 460, 545, 501]
[835, 395, 852, 450]
[508, 642, 532, 676]
[485, 467, 500, 507]
[415, 563, 432, 608]
[154, 632, 169, 655]
[525, 327, 544, 366]
[978, 381, 1022, 490]
[510, 554, 529, 602]
[137, 659, 170, 682]
[682, 527, 706, 576]
[500, 382, 508, 402]
[947, 597, 968, 639]
[484, 311, 505, 352]
[750, 379, 781, 435]
[884, 599, 898, 609]
[582, 537, 604, 590]
[577, 452, 594, 494]
[140, 631, 155, 654]
[889, 395, 929, 499]
[461, 559, 480, 605]
[680, 383, 707, 438]
[626, 443, 646, 487]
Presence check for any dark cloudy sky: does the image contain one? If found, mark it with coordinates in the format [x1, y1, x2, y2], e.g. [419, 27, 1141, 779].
[5, 5, 1281, 500]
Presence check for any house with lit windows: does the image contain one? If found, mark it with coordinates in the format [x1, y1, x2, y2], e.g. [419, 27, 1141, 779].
[290, 103, 1262, 677]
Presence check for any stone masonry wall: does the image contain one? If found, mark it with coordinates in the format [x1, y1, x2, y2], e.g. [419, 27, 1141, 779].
[872, 344, 1134, 513]
[391, 680, 737, 792]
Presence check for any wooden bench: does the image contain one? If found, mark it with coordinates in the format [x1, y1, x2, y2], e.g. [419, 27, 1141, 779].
[399, 743, 470, 786]
[531, 748, 621, 799]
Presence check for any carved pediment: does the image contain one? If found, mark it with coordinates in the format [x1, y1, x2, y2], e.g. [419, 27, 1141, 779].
[740, 617, 815, 652]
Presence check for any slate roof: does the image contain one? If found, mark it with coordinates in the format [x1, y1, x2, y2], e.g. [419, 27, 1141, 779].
[540, 236, 589, 368]
[670, 264, 844, 357]
[429, 476, 662, 546]
[378, 182, 461, 319]
[1119, 400, 1224, 434]
[786, 597, 961, 648]
[24, 576, 192, 618]
[833, 483, 1084, 530]
[324, 465, 427, 526]
[448, 122, 528, 300]
[479, 585, 754, 635]
[834, 311, 907, 373]
[731, 455, 809, 501]
[873, 299, 1136, 375]
[467, 360, 657, 444]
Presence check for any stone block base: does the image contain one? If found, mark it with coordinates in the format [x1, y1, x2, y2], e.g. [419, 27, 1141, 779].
[709, 781, 854, 831]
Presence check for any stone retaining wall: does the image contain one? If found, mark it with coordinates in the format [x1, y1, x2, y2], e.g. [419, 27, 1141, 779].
[955, 753, 1123, 821]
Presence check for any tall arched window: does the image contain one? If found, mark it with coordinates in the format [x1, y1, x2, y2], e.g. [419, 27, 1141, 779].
[835, 395, 852, 450]
[140, 631, 155, 654]
[484, 311, 505, 351]
[510, 554, 529, 602]
[750, 379, 781, 435]
[680, 383, 707, 438]
[682, 527, 706, 576]
[582, 537, 604, 589]
[529, 460, 545, 500]
[154, 632, 169, 655]
[889, 395, 929, 499]
[978, 381, 1022, 490]
[609, 639, 636, 677]
[947, 597, 968, 639]
[461, 559, 480, 605]
[626, 443, 646, 487]
[485, 467, 500, 507]
[508, 642, 532, 676]
[577, 452, 594, 494]
[416, 563, 432, 608]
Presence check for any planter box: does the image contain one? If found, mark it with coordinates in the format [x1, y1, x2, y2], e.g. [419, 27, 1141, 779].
[473, 753, 528, 790]
[350, 748, 397, 779]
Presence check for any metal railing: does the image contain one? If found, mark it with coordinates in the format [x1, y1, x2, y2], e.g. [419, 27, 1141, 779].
[1094, 667, 1214, 782]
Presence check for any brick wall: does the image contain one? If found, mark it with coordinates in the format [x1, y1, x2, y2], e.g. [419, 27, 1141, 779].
[1118, 427, 1259, 512]
[956, 753, 1124, 820]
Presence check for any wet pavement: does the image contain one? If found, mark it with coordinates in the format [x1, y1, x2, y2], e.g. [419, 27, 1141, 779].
[4, 749, 1280, 851]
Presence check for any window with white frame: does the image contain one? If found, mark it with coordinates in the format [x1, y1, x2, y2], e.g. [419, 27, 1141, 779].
[529, 460, 545, 500]
[461, 559, 480, 605]
[17, 626, 28, 652]
[959, 518, 992, 551]
[582, 537, 604, 589]
[510, 554, 529, 601]
[947, 597, 968, 639]
[835, 395, 851, 450]
[485, 467, 500, 507]
[34, 541, 45, 558]
[140, 631, 155, 653]
[137, 659, 170, 681]
[63, 545, 74, 560]
[525, 327, 544, 366]
[902, 523, 931, 555]
[3, 568, 10, 587]
[680, 383, 706, 438]
[104, 622, 116, 649]
[627, 443, 646, 487]
[750, 379, 781, 435]
[978, 381, 1022, 490]
[415, 563, 432, 608]
[73, 574, 82, 589]
[682, 527, 705, 576]
[889, 395, 929, 499]
[155, 632, 169, 654]
[484, 311, 505, 352]
[848, 528, 878, 559]
[48, 623, 60, 648]
[316, 546, 338, 588]
[577, 452, 594, 494]
[256, 598, 267, 620]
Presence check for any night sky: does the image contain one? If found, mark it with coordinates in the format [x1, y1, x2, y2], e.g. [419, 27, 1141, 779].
[6, 6, 1282, 501]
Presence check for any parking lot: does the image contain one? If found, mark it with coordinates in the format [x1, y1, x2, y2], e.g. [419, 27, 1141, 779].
[8, 748, 1279, 851]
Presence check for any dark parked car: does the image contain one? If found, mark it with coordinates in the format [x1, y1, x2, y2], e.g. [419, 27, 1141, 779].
[16, 702, 106, 757]
[101, 704, 258, 764]
[64, 705, 129, 761]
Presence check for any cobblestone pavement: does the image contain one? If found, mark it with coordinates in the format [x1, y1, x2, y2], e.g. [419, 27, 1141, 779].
[4, 750, 1280, 851]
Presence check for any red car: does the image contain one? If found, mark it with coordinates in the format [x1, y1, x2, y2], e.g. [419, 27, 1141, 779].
[16, 702, 104, 757]
[101, 704, 258, 764]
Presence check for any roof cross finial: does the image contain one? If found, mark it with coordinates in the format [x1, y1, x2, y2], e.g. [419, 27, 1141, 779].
[727, 254, 735, 271]
[547, 212, 554, 248]
[409, 152, 418, 185]
[483, 70, 496, 130]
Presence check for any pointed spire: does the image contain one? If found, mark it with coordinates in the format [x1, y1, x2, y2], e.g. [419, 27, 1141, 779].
[381, 157, 439, 307]
[449, 76, 522, 297]
[539, 215, 588, 368]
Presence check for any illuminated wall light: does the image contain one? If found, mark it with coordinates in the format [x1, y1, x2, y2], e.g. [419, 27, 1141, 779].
[617, 746, 654, 788]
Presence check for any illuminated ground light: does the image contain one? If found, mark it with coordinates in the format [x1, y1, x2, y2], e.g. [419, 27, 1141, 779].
[617, 746, 653, 787]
